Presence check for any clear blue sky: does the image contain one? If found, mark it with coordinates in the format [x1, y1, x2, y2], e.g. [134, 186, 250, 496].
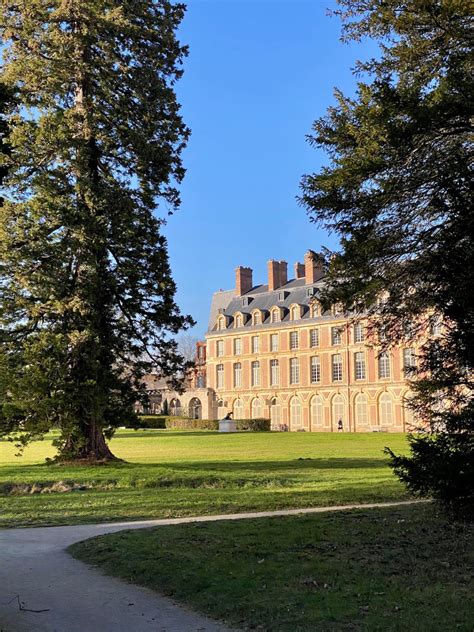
[164, 1, 377, 338]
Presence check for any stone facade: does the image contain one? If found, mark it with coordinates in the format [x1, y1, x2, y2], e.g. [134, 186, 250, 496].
[205, 251, 419, 431]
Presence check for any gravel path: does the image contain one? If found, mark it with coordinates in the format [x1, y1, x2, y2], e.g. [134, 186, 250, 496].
[0, 500, 422, 632]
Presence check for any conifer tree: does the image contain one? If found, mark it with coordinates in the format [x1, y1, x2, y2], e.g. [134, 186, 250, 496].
[0, 1, 192, 460]
[301, 0, 473, 518]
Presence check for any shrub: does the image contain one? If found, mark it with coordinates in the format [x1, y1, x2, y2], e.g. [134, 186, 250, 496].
[235, 418, 271, 432]
[135, 416, 271, 431]
[164, 418, 219, 430]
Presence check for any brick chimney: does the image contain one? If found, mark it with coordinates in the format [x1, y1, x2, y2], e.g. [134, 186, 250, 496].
[268, 260, 288, 291]
[304, 251, 324, 284]
[278, 260, 288, 286]
[294, 262, 305, 279]
[236, 266, 253, 296]
[267, 260, 280, 292]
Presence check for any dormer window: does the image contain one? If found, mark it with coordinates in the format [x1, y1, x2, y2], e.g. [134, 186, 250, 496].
[252, 311, 261, 326]
[271, 308, 280, 323]
[278, 291, 288, 302]
[235, 313, 243, 328]
[217, 316, 226, 330]
[242, 297, 252, 308]
[307, 287, 316, 297]
[289, 304, 301, 321]
[310, 302, 320, 318]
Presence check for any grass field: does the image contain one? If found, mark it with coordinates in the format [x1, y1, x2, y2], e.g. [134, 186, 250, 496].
[70, 503, 474, 631]
[0, 430, 410, 528]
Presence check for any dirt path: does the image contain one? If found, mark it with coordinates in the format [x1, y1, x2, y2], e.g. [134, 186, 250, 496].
[0, 500, 422, 632]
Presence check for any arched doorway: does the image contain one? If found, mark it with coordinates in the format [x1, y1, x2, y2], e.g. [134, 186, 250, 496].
[270, 397, 282, 430]
[169, 398, 181, 417]
[310, 395, 324, 430]
[331, 394, 345, 431]
[233, 398, 245, 419]
[189, 397, 202, 420]
[289, 396, 302, 430]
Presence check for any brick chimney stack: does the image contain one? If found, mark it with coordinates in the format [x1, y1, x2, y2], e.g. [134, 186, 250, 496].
[236, 266, 253, 296]
[278, 260, 288, 286]
[304, 251, 324, 284]
[267, 260, 280, 292]
[268, 260, 288, 291]
[294, 262, 305, 279]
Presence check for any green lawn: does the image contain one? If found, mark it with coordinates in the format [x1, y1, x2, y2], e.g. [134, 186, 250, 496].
[70, 503, 474, 631]
[0, 430, 410, 528]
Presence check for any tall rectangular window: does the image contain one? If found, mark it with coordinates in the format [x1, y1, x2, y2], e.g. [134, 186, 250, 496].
[332, 354, 343, 382]
[290, 331, 299, 350]
[251, 361, 260, 386]
[310, 328, 320, 348]
[354, 323, 365, 343]
[216, 364, 224, 389]
[233, 362, 242, 387]
[354, 352, 366, 380]
[270, 359, 279, 386]
[251, 336, 259, 354]
[403, 348, 416, 372]
[270, 333, 279, 352]
[331, 327, 342, 345]
[290, 358, 300, 384]
[234, 338, 241, 355]
[216, 340, 224, 357]
[310, 356, 321, 383]
[378, 352, 391, 378]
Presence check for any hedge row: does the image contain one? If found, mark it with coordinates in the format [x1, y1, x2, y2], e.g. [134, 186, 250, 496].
[137, 415, 270, 432]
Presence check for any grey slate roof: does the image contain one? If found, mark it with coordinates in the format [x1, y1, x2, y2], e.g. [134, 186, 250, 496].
[206, 276, 328, 333]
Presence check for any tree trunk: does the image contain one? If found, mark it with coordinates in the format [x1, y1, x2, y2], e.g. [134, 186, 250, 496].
[59, 421, 119, 462]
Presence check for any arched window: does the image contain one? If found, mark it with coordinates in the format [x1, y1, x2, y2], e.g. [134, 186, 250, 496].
[290, 396, 302, 429]
[253, 311, 260, 326]
[354, 393, 368, 426]
[290, 305, 299, 320]
[310, 395, 324, 428]
[332, 394, 345, 429]
[217, 316, 225, 330]
[251, 397, 263, 418]
[379, 392, 394, 425]
[311, 302, 320, 318]
[270, 397, 282, 429]
[233, 398, 245, 419]
[271, 308, 280, 323]
[235, 314, 242, 328]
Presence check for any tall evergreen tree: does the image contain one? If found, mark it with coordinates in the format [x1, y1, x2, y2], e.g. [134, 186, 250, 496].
[0, 1, 192, 460]
[300, 0, 473, 518]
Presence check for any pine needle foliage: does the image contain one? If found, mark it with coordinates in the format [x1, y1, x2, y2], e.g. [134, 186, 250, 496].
[0, 1, 193, 460]
[300, 0, 473, 519]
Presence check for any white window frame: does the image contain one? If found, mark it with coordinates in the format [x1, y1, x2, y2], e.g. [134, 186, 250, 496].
[233, 362, 242, 387]
[354, 352, 366, 380]
[310, 328, 320, 348]
[378, 352, 391, 379]
[216, 364, 224, 389]
[290, 331, 299, 350]
[310, 356, 321, 383]
[290, 358, 300, 385]
[332, 354, 343, 382]
[251, 361, 260, 387]
[251, 335, 259, 354]
[270, 333, 279, 352]
[270, 359, 279, 386]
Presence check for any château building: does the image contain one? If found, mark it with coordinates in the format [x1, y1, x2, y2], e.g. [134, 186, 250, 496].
[205, 251, 419, 431]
